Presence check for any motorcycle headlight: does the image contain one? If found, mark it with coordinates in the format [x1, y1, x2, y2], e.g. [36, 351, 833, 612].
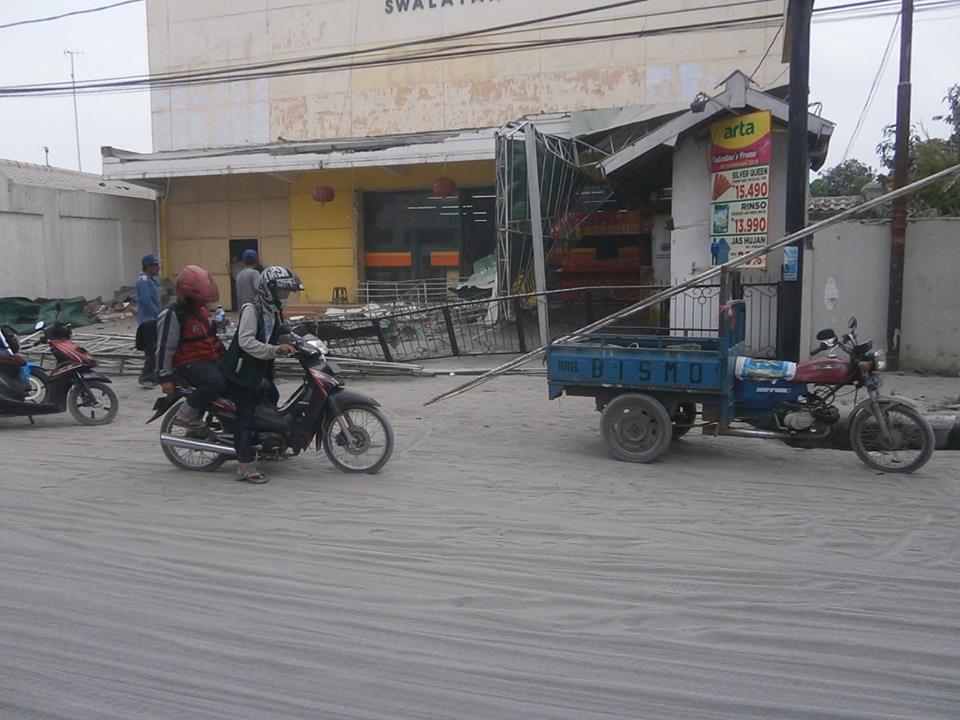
[873, 350, 887, 371]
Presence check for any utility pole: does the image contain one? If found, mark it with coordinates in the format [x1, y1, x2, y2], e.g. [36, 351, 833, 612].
[42, 146, 50, 167]
[778, 0, 813, 361]
[887, 0, 913, 370]
[64, 49, 83, 172]
[524, 123, 551, 347]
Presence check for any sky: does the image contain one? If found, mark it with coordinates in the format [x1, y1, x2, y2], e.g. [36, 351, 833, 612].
[0, 1, 957, 176]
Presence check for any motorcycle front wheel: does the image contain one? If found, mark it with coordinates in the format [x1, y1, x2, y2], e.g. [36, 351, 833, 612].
[849, 402, 934, 474]
[26, 366, 49, 404]
[67, 381, 119, 425]
[323, 404, 394, 474]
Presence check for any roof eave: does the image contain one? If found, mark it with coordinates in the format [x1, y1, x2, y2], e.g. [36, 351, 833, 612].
[600, 85, 835, 177]
[102, 127, 499, 182]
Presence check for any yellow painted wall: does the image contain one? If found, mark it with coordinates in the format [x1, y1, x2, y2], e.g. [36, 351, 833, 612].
[290, 160, 494, 305]
[164, 174, 292, 309]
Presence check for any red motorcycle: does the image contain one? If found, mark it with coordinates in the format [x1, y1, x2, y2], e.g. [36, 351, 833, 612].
[24, 321, 119, 425]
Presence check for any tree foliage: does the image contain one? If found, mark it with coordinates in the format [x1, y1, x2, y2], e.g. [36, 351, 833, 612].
[810, 159, 877, 197]
[875, 83, 960, 216]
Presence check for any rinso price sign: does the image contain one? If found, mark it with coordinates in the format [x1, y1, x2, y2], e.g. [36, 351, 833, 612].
[709, 110, 772, 269]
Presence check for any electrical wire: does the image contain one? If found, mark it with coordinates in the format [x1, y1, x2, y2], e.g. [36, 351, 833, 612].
[0, 0, 955, 99]
[749, 21, 785, 81]
[0, 0, 909, 96]
[0, 11, 786, 98]
[1, 0, 663, 90]
[0, 0, 142, 31]
[839, 11, 901, 163]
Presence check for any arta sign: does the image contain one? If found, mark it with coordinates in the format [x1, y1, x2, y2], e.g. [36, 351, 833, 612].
[709, 110, 772, 270]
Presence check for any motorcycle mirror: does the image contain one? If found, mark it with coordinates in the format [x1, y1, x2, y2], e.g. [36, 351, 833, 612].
[848, 316, 858, 330]
[816, 328, 837, 341]
[34, 320, 45, 331]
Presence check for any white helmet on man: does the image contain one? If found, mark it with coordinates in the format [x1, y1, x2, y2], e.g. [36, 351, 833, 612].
[256, 266, 304, 310]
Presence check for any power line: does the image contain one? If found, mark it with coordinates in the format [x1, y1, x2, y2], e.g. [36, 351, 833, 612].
[2, 0, 662, 90]
[749, 21, 785, 80]
[0, 0, 900, 95]
[839, 10, 901, 163]
[0, 10, 785, 97]
[0, 0, 942, 97]
[0, 0, 142, 31]
[0, 0, 954, 99]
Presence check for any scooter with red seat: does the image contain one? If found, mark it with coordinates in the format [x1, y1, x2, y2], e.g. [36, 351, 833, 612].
[20, 320, 119, 425]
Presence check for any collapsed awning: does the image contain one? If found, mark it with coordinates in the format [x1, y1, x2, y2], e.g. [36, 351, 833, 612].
[101, 127, 501, 182]
[601, 71, 835, 177]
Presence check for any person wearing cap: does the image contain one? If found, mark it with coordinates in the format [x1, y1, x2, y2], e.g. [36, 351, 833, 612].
[234, 249, 261, 310]
[136, 253, 162, 385]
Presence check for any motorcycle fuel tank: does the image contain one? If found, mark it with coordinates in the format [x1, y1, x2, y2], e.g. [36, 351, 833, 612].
[794, 358, 853, 385]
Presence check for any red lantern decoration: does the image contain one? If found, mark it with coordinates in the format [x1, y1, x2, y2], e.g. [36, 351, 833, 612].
[432, 176, 457, 198]
[311, 185, 335, 204]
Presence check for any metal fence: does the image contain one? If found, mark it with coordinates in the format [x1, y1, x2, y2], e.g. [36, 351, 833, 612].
[354, 278, 466, 306]
[293, 282, 780, 363]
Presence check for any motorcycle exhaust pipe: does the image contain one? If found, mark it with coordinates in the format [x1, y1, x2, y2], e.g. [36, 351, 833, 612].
[703, 423, 793, 440]
[721, 427, 792, 440]
[160, 433, 236, 457]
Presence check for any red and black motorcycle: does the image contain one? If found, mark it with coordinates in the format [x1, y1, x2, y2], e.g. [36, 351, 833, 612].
[19, 321, 119, 425]
[148, 334, 394, 474]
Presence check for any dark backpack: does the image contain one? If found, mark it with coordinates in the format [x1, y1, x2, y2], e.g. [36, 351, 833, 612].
[1, 324, 20, 354]
[220, 304, 278, 389]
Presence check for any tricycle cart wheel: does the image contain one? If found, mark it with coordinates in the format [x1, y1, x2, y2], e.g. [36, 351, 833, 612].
[672, 403, 697, 440]
[601, 393, 673, 463]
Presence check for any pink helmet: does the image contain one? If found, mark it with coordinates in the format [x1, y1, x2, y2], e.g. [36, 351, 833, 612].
[176, 265, 219, 305]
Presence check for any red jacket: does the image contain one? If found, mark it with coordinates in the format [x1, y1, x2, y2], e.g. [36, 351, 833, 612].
[173, 305, 220, 368]
[155, 303, 221, 379]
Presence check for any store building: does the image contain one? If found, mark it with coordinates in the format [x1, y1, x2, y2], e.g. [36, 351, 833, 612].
[103, 0, 790, 308]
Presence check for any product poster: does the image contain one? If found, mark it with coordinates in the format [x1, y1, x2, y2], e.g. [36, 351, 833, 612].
[709, 110, 772, 269]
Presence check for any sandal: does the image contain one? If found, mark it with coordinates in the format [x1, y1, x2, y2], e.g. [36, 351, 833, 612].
[236, 467, 268, 484]
[173, 412, 206, 429]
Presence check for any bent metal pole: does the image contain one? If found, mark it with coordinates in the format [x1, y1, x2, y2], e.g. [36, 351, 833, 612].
[424, 163, 960, 407]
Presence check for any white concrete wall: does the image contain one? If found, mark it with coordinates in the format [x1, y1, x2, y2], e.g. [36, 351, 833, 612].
[146, 0, 788, 150]
[0, 182, 157, 300]
[901, 218, 960, 375]
[808, 220, 890, 355]
[807, 218, 960, 375]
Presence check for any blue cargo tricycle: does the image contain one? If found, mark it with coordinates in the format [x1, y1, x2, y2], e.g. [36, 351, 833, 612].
[545, 300, 934, 473]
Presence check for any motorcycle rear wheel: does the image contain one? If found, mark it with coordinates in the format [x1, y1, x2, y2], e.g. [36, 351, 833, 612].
[850, 402, 934, 474]
[323, 404, 394, 474]
[160, 401, 227, 472]
[67, 381, 118, 426]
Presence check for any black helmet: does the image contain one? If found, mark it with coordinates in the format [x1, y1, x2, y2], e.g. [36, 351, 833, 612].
[44, 321, 73, 340]
[256, 266, 304, 310]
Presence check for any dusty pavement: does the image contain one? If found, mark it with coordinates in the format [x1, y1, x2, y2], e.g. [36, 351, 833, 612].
[1, 368, 959, 719]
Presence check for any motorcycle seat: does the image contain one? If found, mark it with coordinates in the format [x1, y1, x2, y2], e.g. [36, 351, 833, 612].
[735, 357, 797, 381]
[171, 380, 237, 413]
[0, 353, 28, 367]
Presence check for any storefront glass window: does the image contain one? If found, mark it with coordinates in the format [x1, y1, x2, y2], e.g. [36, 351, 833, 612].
[362, 188, 496, 284]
